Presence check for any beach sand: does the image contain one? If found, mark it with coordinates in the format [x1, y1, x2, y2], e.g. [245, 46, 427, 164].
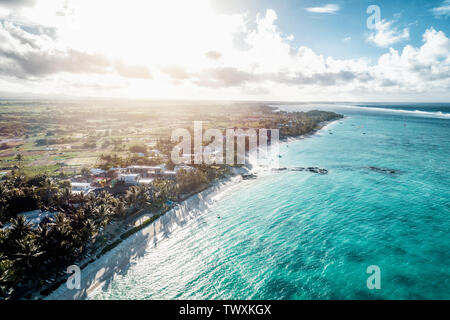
[46, 120, 339, 300]
[46, 171, 247, 300]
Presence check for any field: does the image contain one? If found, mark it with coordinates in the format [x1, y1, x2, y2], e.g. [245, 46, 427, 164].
[0, 99, 341, 177]
[0, 100, 266, 177]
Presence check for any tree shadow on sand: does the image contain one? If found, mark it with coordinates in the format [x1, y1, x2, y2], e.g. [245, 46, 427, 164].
[48, 183, 226, 300]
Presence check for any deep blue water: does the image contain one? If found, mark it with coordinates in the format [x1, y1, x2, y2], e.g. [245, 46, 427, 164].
[93, 103, 450, 300]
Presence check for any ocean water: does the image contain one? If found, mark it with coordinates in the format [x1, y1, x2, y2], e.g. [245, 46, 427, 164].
[92, 103, 450, 300]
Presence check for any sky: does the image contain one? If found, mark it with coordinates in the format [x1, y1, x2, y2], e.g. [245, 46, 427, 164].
[0, 0, 449, 102]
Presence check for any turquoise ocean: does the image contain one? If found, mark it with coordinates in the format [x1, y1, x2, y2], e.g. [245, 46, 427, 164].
[93, 103, 450, 300]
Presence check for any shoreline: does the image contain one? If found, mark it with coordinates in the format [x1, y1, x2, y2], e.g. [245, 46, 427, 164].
[46, 169, 248, 300]
[45, 117, 342, 300]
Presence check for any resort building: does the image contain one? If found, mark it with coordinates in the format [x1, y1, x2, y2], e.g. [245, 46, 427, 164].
[71, 182, 94, 194]
[138, 178, 154, 185]
[160, 170, 177, 181]
[2, 210, 57, 229]
[107, 164, 179, 188]
[118, 173, 140, 186]
[90, 168, 106, 176]
[124, 165, 166, 178]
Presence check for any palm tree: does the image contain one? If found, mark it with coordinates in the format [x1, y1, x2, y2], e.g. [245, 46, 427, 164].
[0, 184, 11, 221]
[115, 201, 127, 218]
[11, 239, 44, 284]
[8, 216, 32, 242]
[37, 177, 58, 207]
[68, 209, 94, 254]
[50, 214, 72, 242]
[46, 213, 78, 263]
[125, 186, 139, 209]
[15, 154, 23, 168]
[35, 224, 51, 251]
[72, 190, 87, 204]
[55, 187, 72, 208]
[11, 174, 26, 188]
[97, 191, 115, 207]
[136, 185, 150, 208]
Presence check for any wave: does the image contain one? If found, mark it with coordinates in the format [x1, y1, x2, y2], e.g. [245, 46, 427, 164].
[47, 175, 245, 300]
[347, 105, 450, 119]
[271, 103, 450, 119]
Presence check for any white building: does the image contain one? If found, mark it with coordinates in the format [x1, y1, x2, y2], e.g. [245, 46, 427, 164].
[71, 182, 93, 194]
[2, 210, 58, 229]
[161, 170, 177, 180]
[138, 178, 154, 185]
[125, 165, 167, 178]
[22, 210, 57, 225]
[118, 173, 140, 185]
[90, 168, 106, 176]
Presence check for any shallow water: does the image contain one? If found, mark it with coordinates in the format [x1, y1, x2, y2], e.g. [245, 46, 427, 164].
[92, 103, 450, 300]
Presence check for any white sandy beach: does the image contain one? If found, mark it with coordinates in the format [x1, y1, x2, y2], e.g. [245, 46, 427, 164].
[46, 172, 246, 300]
[45, 120, 339, 300]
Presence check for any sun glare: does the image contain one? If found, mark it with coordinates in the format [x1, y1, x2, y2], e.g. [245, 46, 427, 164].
[62, 0, 221, 67]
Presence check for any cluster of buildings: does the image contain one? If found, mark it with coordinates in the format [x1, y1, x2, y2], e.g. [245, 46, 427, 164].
[70, 164, 194, 194]
[1, 210, 58, 230]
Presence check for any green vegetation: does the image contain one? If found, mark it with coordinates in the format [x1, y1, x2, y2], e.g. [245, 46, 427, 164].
[97, 153, 165, 170]
[0, 164, 228, 299]
[0, 100, 343, 299]
[128, 141, 148, 154]
[0, 100, 341, 178]
[176, 169, 208, 194]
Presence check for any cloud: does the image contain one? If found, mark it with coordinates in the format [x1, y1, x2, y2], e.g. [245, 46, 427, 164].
[377, 28, 450, 85]
[115, 62, 152, 79]
[242, 86, 270, 95]
[0, 3, 449, 101]
[191, 23, 449, 97]
[305, 4, 340, 14]
[161, 65, 191, 81]
[430, 0, 450, 17]
[380, 79, 398, 87]
[275, 70, 373, 86]
[205, 50, 222, 60]
[367, 19, 409, 47]
[168, 10, 449, 99]
[0, 21, 110, 77]
[195, 67, 258, 88]
[0, 0, 35, 8]
[0, 21, 153, 79]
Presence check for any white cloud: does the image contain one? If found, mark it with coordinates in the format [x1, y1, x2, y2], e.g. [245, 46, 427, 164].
[0, 21, 151, 79]
[305, 4, 340, 14]
[0, 2, 449, 101]
[430, 0, 450, 17]
[367, 19, 409, 48]
[377, 28, 450, 85]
